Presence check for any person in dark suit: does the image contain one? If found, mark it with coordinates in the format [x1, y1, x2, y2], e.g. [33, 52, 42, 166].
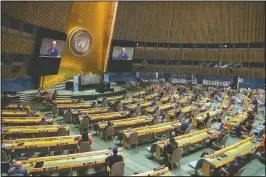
[235, 122, 247, 138]
[175, 120, 189, 136]
[163, 137, 178, 165]
[220, 155, 244, 176]
[47, 41, 59, 56]
[210, 128, 228, 145]
[48, 41, 58, 53]
[8, 161, 28, 176]
[105, 147, 123, 168]
[198, 113, 211, 128]
[117, 48, 129, 60]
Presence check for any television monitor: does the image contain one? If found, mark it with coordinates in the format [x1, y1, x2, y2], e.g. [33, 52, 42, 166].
[112, 46, 134, 60]
[39, 38, 66, 58]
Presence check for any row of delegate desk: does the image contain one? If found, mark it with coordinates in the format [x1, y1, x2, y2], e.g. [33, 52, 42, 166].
[2, 125, 70, 139]
[13, 148, 124, 175]
[2, 135, 80, 157]
[202, 136, 262, 176]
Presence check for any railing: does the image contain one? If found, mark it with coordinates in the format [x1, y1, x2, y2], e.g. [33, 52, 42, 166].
[42, 73, 67, 90]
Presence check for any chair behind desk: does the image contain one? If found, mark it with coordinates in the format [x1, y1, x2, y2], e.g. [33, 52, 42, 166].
[57, 127, 67, 136]
[127, 132, 138, 149]
[104, 126, 114, 141]
[168, 148, 184, 169]
[80, 118, 89, 133]
[79, 142, 92, 153]
[108, 162, 125, 176]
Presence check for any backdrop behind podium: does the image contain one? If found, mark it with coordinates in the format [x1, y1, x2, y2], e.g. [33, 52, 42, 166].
[66, 74, 112, 92]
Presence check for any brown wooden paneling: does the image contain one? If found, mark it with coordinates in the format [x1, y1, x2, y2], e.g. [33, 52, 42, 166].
[114, 2, 265, 43]
[2, 2, 72, 32]
[1, 33, 34, 54]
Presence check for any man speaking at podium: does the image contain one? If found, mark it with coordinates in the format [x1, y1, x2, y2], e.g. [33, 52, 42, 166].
[117, 48, 129, 60]
[47, 41, 59, 57]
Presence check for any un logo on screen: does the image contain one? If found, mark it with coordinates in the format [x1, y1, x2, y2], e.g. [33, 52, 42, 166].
[69, 28, 92, 57]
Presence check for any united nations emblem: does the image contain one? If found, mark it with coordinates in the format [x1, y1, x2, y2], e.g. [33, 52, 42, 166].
[69, 28, 92, 57]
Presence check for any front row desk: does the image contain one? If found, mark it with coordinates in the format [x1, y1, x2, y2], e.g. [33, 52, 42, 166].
[132, 167, 173, 176]
[13, 148, 124, 175]
[2, 135, 80, 157]
[1, 125, 70, 139]
[202, 136, 261, 176]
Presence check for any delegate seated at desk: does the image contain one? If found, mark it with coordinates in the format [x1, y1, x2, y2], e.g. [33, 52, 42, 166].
[105, 121, 113, 131]
[174, 119, 190, 136]
[105, 147, 123, 168]
[78, 132, 92, 145]
[163, 137, 178, 165]
[8, 161, 28, 176]
[219, 155, 245, 176]
[209, 128, 228, 145]
[198, 113, 211, 127]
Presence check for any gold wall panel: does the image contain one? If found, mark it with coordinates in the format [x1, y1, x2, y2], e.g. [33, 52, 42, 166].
[114, 2, 265, 43]
[2, 2, 72, 32]
[57, 1, 116, 78]
[1, 33, 34, 54]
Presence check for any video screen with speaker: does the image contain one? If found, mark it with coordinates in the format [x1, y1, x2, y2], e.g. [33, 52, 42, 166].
[39, 38, 65, 58]
[112, 46, 134, 60]
[29, 27, 67, 76]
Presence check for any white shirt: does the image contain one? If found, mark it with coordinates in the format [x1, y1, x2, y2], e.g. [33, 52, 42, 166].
[205, 102, 211, 107]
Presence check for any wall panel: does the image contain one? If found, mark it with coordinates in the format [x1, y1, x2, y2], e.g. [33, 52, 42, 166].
[114, 2, 265, 43]
[2, 2, 72, 32]
[1, 33, 34, 54]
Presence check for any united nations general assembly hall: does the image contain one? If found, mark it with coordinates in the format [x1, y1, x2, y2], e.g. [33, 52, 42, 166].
[1, 1, 265, 176]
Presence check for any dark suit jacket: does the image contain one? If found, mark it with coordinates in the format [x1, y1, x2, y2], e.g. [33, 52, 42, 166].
[48, 47, 58, 53]
[117, 52, 128, 60]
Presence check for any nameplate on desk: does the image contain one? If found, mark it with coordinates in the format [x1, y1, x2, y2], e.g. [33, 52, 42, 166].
[39, 131, 47, 133]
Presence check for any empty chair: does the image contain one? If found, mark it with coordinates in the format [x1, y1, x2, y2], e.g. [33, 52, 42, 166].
[126, 132, 138, 149]
[104, 125, 115, 141]
[79, 142, 92, 153]
[188, 158, 204, 176]
[51, 105, 59, 116]
[213, 134, 229, 149]
[184, 126, 191, 134]
[107, 162, 125, 176]
[57, 127, 67, 136]
[64, 111, 73, 124]
[146, 143, 157, 158]
[167, 148, 184, 169]
[152, 118, 159, 125]
[80, 118, 90, 133]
